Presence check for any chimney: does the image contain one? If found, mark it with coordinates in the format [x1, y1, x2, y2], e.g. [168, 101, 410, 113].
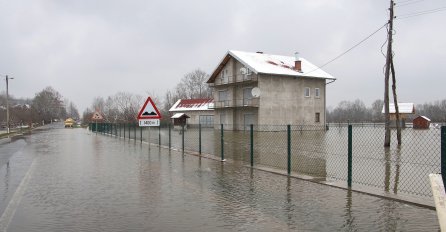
[256, 51, 263, 54]
[294, 52, 302, 72]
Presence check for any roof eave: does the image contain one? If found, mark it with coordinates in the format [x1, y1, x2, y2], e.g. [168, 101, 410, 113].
[257, 72, 336, 80]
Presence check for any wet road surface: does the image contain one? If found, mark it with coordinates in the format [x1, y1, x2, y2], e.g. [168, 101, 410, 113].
[0, 124, 440, 231]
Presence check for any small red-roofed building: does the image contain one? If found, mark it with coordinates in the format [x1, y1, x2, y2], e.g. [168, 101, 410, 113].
[169, 98, 214, 128]
[413, 115, 431, 129]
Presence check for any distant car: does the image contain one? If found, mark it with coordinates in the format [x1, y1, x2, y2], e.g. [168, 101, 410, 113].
[64, 118, 75, 128]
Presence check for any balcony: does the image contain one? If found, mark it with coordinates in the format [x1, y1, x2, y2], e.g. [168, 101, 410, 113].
[209, 74, 258, 87]
[209, 98, 260, 109]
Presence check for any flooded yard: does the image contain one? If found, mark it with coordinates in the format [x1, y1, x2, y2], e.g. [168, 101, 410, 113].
[1, 125, 440, 231]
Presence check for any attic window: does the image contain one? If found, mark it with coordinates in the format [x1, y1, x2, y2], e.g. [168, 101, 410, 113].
[267, 60, 278, 66]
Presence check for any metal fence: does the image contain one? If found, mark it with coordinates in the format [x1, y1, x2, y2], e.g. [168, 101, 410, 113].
[89, 122, 445, 204]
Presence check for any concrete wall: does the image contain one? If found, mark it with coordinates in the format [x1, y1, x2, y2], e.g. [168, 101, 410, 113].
[258, 75, 326, 125]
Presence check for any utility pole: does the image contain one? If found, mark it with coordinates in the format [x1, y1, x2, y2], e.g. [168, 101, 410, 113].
[5, 75, 15, 134]
[384, 0, 395, 147]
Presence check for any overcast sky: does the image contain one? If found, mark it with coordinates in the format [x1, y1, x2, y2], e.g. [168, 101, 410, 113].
[1, 0, 445, 113]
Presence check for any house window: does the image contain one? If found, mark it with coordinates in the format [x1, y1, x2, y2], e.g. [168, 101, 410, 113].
[315, 88, 320, 98]
[199, 115, 214, 127]
[218, 90, 229, 107]
[220, 69, 228, 84]
[304, 87, 310, 97]
[315, 112, 320, 123]
[243, 87, 253, 106]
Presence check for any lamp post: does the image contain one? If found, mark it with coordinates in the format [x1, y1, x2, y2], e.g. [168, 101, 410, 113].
[5, 75, 14, 134]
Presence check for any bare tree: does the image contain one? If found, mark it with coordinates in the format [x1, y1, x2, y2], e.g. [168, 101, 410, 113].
[32, 86, 67, 123]
[66, 101, 80, 119]
[86, 92, 143, 123]
[174, 69, 212, 99]
[371, 99, 384, 122]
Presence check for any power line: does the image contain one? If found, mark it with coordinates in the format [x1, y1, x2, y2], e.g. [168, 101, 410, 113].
[396, 0, 428, 7]
[395, 0, 420, 4]
[396, 6, 446, 19]
[305, 23, 388, 76]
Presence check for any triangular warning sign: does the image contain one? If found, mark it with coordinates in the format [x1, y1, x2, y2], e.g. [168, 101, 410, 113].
[137, 97, 162, 119]
[91, 111, 104, 120]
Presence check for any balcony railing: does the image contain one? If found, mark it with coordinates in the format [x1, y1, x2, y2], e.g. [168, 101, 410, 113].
[209, 74, 258, 87]
[209, 98, 260, 109]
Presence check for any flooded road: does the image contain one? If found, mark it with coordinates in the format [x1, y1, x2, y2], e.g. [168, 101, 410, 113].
[0, 124, 440, 231]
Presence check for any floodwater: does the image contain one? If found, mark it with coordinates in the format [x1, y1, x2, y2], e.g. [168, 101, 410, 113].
[117, 124, 440, 201]
[0, 124, 440, 231]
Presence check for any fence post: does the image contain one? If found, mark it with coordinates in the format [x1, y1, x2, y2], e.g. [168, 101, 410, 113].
[169, 124, 171, 149]
[199, 124, 202, 155]
[287, 125, 291, 175]
[348, 125, 353, 187]
[182, 124, 185, 155]
[442, 126, 446, 192]
[250, 124, 254, 167]
[123, 123, 126, 139]
[221, 124, 225, 161]
[133, 123, 136, 140]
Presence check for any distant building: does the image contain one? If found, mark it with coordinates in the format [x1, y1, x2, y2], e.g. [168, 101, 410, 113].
[413, 115, 431, 129]
[382, 103, 415, 128]
[206, 50, 336, 130]
[169, 99, 214, 127]
[170, 113, 190, 129]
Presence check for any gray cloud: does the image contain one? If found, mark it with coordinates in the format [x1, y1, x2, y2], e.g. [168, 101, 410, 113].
[1, 0, 445, 112]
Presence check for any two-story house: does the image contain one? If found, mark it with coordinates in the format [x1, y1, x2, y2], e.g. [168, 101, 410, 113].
[206, 50, 336, 130]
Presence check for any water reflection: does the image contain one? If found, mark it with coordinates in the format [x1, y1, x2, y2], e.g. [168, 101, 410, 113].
[342, 189, 356, 231]
[2, 162, 9, 203]
[384, 147, 402, 194]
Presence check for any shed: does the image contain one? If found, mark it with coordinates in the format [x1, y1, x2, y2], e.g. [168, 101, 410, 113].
[413, 116, 431, 129]
[382, 103, 415, 128]
[171, 113, 190, 129]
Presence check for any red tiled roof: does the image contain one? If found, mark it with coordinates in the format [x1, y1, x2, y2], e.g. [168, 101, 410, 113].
[177, 98, 213, 108]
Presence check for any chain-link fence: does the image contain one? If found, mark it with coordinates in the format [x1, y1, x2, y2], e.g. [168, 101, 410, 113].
[89, 122, 445, 203]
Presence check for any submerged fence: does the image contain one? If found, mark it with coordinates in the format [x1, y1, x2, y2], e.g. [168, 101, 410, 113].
[89, 122, 445, 203]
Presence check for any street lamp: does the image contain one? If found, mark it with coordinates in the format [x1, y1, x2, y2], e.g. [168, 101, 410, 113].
[5, 75, 14, 134]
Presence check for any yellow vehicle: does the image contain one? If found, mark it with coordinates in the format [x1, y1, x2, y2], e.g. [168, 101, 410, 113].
[64, 118, 75, 128]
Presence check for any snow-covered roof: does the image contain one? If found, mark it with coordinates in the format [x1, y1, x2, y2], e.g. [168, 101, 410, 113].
[382, 103, 415, 114]
[207, 50, 336, 83]
[420, 116, 431, 121]
[12, 104, 31, 109]
[171, 113, 190, 119]
[169, 99, 214, 112]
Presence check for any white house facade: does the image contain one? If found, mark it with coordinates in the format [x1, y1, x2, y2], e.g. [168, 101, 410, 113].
[206, 50, 336, 130]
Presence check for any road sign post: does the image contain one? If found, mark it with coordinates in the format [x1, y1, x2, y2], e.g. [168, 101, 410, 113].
[137, 97, 162, 127]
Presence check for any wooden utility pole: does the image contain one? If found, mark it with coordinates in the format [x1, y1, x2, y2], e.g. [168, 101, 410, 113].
[391, 59, 402, 145]
[384, 0, 395, 147]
